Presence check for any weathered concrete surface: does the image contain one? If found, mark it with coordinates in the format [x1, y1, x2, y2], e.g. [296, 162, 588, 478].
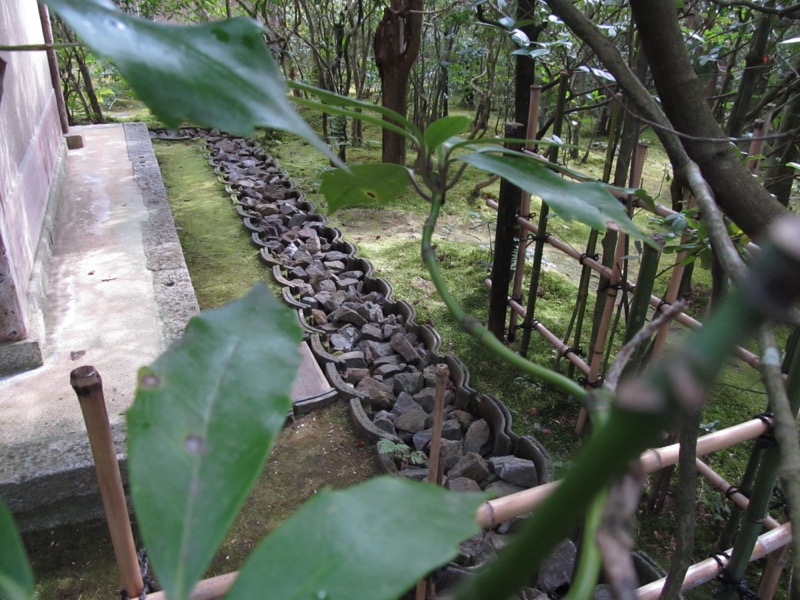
[0, 123, 199, 531]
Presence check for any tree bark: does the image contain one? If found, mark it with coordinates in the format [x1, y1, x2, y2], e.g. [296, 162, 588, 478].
[764, 91, 800, 205]
[544, 0, 789, 239]
[629, 0, 786, 239]
[374, 0, 423, 164]
[513, 0, 546, 124]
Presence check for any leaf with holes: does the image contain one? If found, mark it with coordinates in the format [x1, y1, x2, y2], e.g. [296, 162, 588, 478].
[320, 164, 410, 214]
[44, 0, 334, 161]
[127, 284, 302, 600]
[227, 477, 485, 600]
[459, 152, 656, 247]
[0, 502, 33, 600]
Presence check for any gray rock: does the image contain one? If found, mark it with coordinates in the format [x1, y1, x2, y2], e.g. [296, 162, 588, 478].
[374, 363, 403, 379]
[537, 539, 577, 595]
[399, 467, 430, 481]
[390, 332, 420, 364]
[317, 279, 337, 294]
[422, 364, 439, 387]
[323, 260, 346, 272]
[362, 301, 385, 323]
[383, 323, 403, 339]
[440, 439, 463, 471]
[447, 477, 481, 493]
[373, 354, 402, 367]
[360, 323, 383, 341]
[345, 367, 370, 384]
[452, 410, 476, 431]
[447, 452, 490, 482]
[412, 429, 432, 451]
[391, 393, 426, 417]
[489, 455, 539, 488]
[393, 372, 424, 396]
[330, 306, 367, 327]
[414, 387, 437, 412]
[358, 340, 394, 361]
[463, 419, 491, 455]
[339, 351, 367, 369]
[456, 535, 496, 568]
[485, 480, 526, 498]
[336, 277, 360, 290]
[441, 419, 464, 441]
[329, 326, 358, 351]
[373, 412, 396, 435]
[394, 411, 428, 434]
[356, 377, 396, 411]
[321, 290, 348, 311]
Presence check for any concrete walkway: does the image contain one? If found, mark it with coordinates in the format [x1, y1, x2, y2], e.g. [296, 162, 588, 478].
[0, 123, 198, 531]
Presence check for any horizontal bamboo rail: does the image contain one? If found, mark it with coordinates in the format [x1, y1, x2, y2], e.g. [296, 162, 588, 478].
[477, 416, 771, 528]
[635, 522, 792, 599]
[144, 416, 774, 600]
[483, 278, 592, 375]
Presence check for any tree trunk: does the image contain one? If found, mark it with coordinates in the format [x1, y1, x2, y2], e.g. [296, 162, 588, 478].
[726, 5, 775, 138]
[628, 0, 787, 240]
[374, 0, 423, 165]
[513, 0, 546, 124]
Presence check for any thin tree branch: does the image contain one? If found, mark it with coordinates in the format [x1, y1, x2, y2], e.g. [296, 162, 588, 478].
[710, 0, 800, 18]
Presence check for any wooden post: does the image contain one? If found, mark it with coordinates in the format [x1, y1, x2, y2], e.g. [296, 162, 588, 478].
[71, 366, 143, 599]
[415, 363, 450, 600]
[519, 72, 570, 357]
[508, 85, 542, 343]
[487, 122, 525, 340]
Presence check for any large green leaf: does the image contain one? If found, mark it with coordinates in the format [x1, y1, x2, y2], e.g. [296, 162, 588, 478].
[127, 284, 302, 600]
[320, 164, 410, 214]
[424, 116, 471, 153]
[227, 477, 485, 600]
[44, 0, 333, 160]
[458, 152, 656, 247]
[0, 502, 33, 600]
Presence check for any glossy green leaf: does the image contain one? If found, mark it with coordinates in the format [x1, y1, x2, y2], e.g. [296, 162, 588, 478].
[320, 164, 410, 214]
[127, 284, 302, 600]
[228, 477, 485, 600]
[0, 502, 34, 600]
[44, 0, 333, 160]
[424, 116, 471, 153]
[458, 152, 656, 247]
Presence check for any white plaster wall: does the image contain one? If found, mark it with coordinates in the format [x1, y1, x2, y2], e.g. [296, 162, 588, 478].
[0, 0, 62, 330]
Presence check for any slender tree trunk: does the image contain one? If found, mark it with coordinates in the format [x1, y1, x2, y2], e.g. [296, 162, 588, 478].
[374, 0, 423, 164]
[513, 0, 546, 124]
[726, 4, 775, 138]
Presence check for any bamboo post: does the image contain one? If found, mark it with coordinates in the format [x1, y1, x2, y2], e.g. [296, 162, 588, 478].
[720, 336, 800, 599]
[71, 366, 143, 599]
[717, 441, 767, 549]
[426, 363, 450, 485]
[757, 545, 790, 599]
[508, 85, 542, 343]
[575, 229, 626, 435]
[415, 363, 450, 600]
[558, 229, 598, 379]
[520, 72, 570, 357]
[487, 122, 525, 340]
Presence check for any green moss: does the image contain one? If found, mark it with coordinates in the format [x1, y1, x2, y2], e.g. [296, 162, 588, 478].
[153, 139, 277, 309]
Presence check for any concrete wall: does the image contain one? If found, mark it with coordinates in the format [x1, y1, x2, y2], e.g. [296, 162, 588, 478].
[0, 0, 62, 341]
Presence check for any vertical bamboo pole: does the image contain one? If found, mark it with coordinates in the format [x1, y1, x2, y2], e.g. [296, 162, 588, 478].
[758, 545, 790, 599]
[416, 364, 450, 600]
[574, 229, 625, 435]
[520, 72, 570, 357]
[508, 85, 542, 343]
[71, 366, 143, 599]
[488, 122, 525, 340]
[720, 336, 800, 599]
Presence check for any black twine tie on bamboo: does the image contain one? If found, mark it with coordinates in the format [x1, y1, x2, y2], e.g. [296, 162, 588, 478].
[752, 412, 778, 449]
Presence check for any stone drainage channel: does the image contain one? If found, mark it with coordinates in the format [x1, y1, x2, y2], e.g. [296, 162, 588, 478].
[151, 129, 666, 599]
